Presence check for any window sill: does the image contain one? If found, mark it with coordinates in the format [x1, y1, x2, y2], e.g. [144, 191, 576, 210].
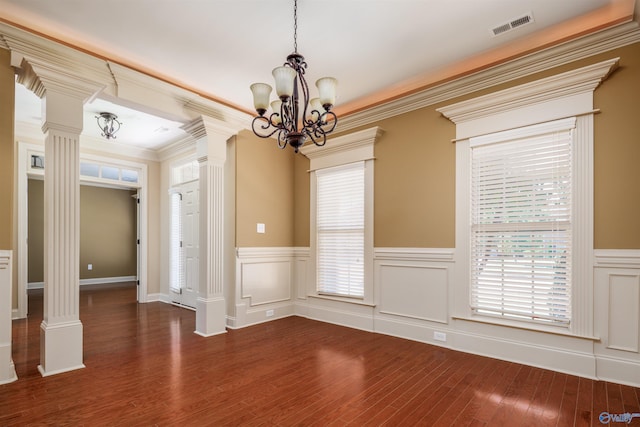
[308, 294, 376, 307]
[452, 315, 600, 341]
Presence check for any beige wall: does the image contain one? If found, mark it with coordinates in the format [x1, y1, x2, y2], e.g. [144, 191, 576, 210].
[0, 48, 16, 309]
[27, 179, 44, 283]
[79, 185, 138, 279]
[0, 48, 14, 250]
[235, 130, 295, 247]
[292, 153, 310, 247]
[592, 43, 640, 248]
[293, 42, 640, 250]
[28, 179, 138, 282]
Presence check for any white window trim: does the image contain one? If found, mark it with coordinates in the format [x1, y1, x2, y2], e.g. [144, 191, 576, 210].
[301, 126, 384, 306]
[437, 58, 619, 338]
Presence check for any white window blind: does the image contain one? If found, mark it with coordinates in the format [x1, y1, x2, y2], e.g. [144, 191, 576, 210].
[470, 119, 575, 326]
[316, 162, 365, 298]
[169, 191, 184, 292]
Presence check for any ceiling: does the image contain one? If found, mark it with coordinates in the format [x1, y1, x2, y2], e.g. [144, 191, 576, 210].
[1, 0, 636, 153]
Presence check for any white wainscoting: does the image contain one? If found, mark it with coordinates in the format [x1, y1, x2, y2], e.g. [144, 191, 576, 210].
[289, 247, 640, 387]
[231, 247, 296, 328]
[373, 248, 454, 344]
[0, 250, 17, 384]
[594, 249, 640, 387]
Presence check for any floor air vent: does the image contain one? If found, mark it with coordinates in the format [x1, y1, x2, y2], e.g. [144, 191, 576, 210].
[491, 12, 534, 36]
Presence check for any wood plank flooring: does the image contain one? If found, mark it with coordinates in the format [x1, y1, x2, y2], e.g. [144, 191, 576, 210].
[2, 282, 639, 426]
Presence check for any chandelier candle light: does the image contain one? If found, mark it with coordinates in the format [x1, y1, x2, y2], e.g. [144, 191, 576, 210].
[250, 0, 338, 153]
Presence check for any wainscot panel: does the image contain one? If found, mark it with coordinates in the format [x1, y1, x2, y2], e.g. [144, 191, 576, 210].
[232, 247, 297, 328]
[593, 250, 640, 386]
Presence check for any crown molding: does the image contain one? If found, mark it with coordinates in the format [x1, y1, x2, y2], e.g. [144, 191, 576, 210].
[301, 126, 384, 160]
[1, 28, 114, 90]
[436, 58, 619, 124]
[337, 21, 640, 133]
[156, 136, 197, 162]
[182, 98, 252, 131]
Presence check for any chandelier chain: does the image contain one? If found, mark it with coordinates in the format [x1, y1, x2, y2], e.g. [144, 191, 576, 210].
[293, 0, 298, 53]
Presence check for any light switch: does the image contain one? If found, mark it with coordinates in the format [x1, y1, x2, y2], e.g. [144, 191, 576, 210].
[257, 223, 266, 234]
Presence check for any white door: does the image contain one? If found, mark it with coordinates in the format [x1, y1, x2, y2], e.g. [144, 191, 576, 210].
[181, 181, 199, 308]
[169, 180, 199, 309]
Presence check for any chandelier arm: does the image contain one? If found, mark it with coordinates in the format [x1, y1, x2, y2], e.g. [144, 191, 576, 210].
[319, 111, 338, 133]
[277, 130, 288, 149]
[251, 116, 281, 139]
[298, 72, 311, 127]
[306, 127, 327, 147]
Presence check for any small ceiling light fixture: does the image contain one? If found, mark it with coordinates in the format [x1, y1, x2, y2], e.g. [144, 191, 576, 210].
[250, 0, 337, 153]
[96, 112, 122, 140]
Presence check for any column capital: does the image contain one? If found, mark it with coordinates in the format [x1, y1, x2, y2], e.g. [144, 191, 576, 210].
[15, 56, 105, 103]
[15, 57, 106, 135]
[181, 116, 243, 164]
[181, 115, 242, 141]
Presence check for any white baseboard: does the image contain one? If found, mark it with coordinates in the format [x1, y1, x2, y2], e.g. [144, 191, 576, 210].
[28, 276, 136, 290]
[80, 276, 136, 286]
[11, 309, 20, 320]
[146, 293, 165, 303]
[452, 329, 598, 380]
[296, 301, 375, 333]
[596, 355, 640, 387]
[374, 314, 599, 381]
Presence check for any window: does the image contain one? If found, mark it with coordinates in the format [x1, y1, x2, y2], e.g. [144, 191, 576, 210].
[316, 162, 365, 298]
[469, 118, 575, 326]
[437, 58, 619, 336]
[169, 190, 184, 292]
[301, 126, 382, 305]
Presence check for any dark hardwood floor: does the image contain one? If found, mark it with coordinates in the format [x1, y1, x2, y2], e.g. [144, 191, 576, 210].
[2, 283, 639, 426]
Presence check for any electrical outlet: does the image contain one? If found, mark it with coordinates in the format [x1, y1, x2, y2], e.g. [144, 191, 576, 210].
[433, 331, 447, 342]
[88, 264, 93, 271]
[266, 309, 274, 317]
[257, 223, 266, 234]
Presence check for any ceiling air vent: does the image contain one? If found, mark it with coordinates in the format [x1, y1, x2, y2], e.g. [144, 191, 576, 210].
[491, 12, 534, 37]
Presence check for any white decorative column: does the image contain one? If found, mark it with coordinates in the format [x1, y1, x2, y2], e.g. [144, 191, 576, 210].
[16, 58, 103, 376]
[182, 117, 240, 337]
[0, 250, 17, 384]
[40, 98, 84, 375]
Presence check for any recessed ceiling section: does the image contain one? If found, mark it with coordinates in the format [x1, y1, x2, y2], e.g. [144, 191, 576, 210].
[83, 98, 186, 151]
[14, 82, 187, 152]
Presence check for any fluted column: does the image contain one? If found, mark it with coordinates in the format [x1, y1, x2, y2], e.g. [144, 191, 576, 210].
[182, 117, 239, 337]
[15, 58, 103, 376]
[39, 91, 85, 376]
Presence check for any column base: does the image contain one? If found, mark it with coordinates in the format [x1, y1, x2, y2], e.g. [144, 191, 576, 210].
[195, 296, 227, 337]
[0, 343, 17, 384]
[38, 320, 85, 377]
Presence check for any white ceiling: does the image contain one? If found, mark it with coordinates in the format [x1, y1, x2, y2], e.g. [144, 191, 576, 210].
[1, 0, 630, 153]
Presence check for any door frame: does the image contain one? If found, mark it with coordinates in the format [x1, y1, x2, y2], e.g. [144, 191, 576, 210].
[16, 141, 149, 318]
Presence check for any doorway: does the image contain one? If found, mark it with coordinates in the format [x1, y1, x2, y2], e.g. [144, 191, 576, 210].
[16, 142, 149, 318]
[169, 158, 200, 309]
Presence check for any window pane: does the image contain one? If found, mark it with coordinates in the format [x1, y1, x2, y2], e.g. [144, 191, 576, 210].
[80, 162, 100, 177]
[121, 169, 139, 183]
[101, 166, 120, 181]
